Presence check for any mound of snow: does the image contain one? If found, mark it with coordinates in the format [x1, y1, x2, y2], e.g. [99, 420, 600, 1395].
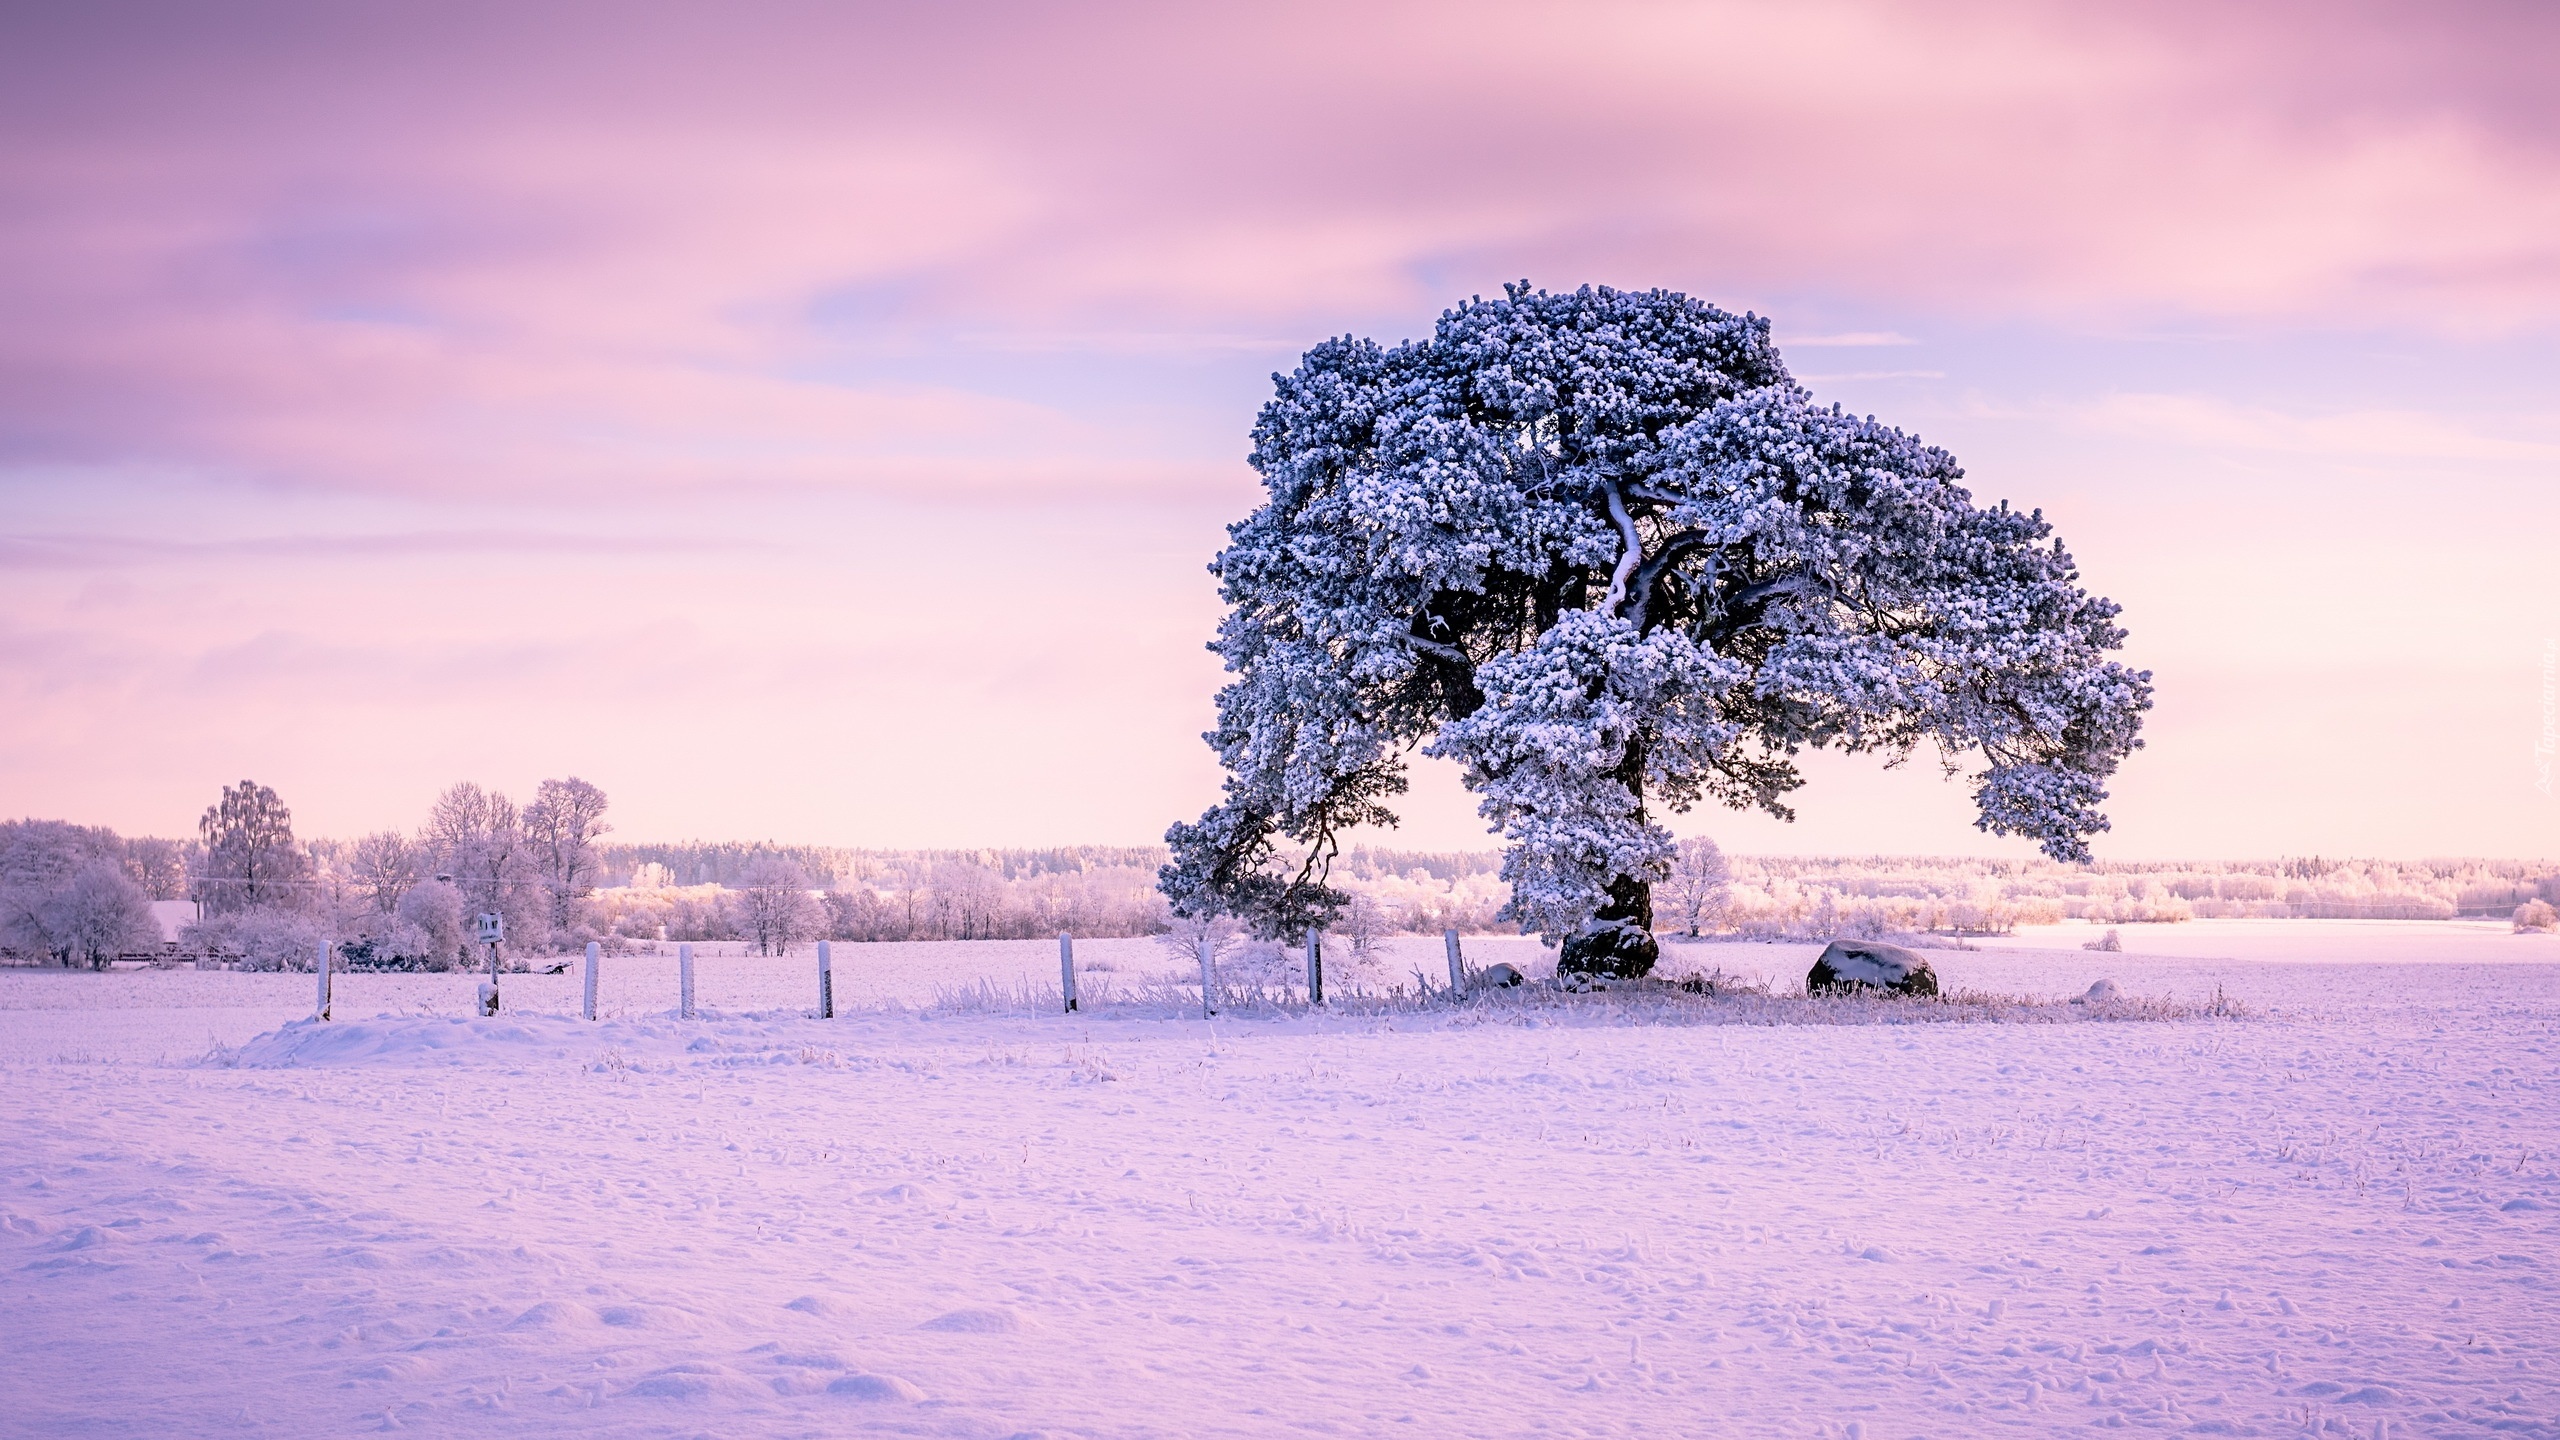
[622, 1363, 764, 1401]
[828, 1372, 926, 1402]
[228, 1015, 578, 1067]
[506, 1300, 600, 1332]
[920, 1305, 1032, 1333]
[217, 1012, 817, 1069]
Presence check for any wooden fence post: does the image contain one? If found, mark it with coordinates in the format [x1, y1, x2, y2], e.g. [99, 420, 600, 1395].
[1196, 935, 1218, 1019]
[1059, 933, 1078, 1013]
[678, 943, 695, 1018]
[817, 940, 834, 1019]
[314, 938, 331, 1021]
[1306, 930, 1324, 1006]
[583, 941, 600, 1020]
[1444, 928, 1465, 995]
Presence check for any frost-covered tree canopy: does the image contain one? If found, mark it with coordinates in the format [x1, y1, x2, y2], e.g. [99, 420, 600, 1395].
[1161, 284, 2150, 957]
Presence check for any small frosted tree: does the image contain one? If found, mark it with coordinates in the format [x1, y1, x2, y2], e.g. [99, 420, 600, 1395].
[1162, 284, 2149, 977]
[1661, 836, 1733, 937]
[735, 857, 821, 956]
[41, 860, 161, 968]
[523, 777, 612, 929]
[349, 831, 420, 913]
[125, 837, 189, 900]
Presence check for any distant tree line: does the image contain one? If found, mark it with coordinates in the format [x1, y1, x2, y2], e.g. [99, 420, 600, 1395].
[14, 784, 2558, 969]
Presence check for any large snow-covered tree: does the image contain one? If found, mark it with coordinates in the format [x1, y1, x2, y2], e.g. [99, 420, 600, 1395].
[197, 779, 309, 916]
[1161, 284, 2150, 976]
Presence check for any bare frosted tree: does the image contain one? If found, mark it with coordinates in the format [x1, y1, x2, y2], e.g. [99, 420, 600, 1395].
[349, 831, 421, 913]
[523, 777, 611, 928]
[422, 782, 549, 950]
[1156, 910, 1240, 965]
[42, 860, 162, 968]
[1341, 893, 1387, 959]
[1662, 836, 1733, 936]
[124, 837, 189, 899]
[197, 780, 309, 915]
[735, 856, 821, 956]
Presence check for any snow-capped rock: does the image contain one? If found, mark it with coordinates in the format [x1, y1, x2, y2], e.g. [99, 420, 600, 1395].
[1806, 940, 1938, 997]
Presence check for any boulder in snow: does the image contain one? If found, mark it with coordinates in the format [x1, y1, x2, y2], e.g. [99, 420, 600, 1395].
[1559, 919, 1659, 980]
[1806, 940, 1938, 998]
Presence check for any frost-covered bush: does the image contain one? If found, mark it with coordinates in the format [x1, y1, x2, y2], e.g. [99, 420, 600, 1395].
[1154, 913, 1239, 969]
[1220, 937, 1301, 990]
[339, 918, 438, 971]
[1163, 284, 2149, 966]
[2516, 900, 2558, 933]
[185, 905, 334, 971]
[395, 880, 466, 968]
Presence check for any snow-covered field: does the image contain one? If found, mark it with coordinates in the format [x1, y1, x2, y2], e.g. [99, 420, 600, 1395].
[3, 924, 2555, 1438]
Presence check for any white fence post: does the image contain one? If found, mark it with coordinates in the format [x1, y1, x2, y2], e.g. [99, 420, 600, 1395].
[581, 941, 600, 1020]
[1306, 930, 1324, 1006]
[1444, 928, 1465, 995]
[1195, 935, 1217, 1019]
[678, 943, 695, 1019]
[1059, 933, 1078, 1014]
[313, 938, 331, 1021]
[817, 940, 834, 1019]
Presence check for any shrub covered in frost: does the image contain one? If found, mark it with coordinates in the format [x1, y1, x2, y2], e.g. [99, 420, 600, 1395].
[183, 904, 335, 971]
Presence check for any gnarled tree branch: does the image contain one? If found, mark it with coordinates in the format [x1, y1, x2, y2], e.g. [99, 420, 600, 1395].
[1626, 530, 1712, 631]
[1599, 479, 1644, 615]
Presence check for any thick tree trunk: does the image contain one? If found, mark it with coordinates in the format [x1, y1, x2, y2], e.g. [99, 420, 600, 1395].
[1598, 872, 1653, 931]
[1599, 734, 1654, 930]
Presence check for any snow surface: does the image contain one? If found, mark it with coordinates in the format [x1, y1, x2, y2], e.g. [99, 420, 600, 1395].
[3, 925, 2556, 1437]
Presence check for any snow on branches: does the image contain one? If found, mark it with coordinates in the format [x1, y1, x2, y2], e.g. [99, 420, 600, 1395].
[1162, 284, 2150, 951]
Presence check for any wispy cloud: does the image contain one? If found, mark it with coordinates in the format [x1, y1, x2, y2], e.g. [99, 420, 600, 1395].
[2076, 393, 2560, 465]
[1798, 370, 1948, 382]
[1787, 332, 1922, 348]
[0, 530, 759, 570]
[949, 330, 1305, 356]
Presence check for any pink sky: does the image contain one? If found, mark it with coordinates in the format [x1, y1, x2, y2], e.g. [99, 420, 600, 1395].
[4, 0, 2556, 857]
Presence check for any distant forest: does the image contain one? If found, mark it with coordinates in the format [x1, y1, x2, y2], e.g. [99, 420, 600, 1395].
[9, 792, 2559, 969]
[582, 843, 2560, 947]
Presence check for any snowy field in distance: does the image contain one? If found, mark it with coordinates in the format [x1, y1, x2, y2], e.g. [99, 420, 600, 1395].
[1, 923, 2555, 1437]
